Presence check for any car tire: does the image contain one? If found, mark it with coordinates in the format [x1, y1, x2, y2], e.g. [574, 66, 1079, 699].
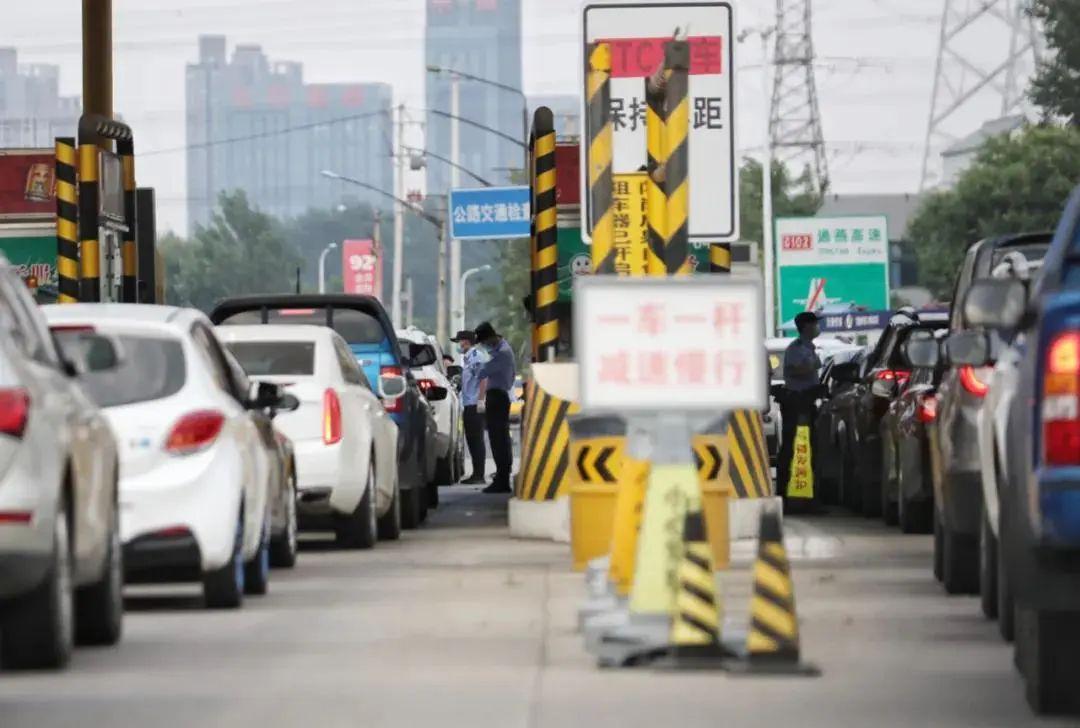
[336, 458, 378, 550]
[980, 510, 999, 619]
[999, 549, 1016, 642]
[203, 507, 245, 609]
[943, 523, 979, 595]
[899, 495, 933, 534]
[269, 475, 298, 569]
[401, 485, 423, 530]
[933, 511, 944, 583]
[839, 433, 860, 513]
[1015, 608, 1080, 715]
[75, 505, 123, 646]
[243, 520, 271, 595]
[0, 498, 75, 670]
[377, 478, 402, 541]
[435, 451, 455, 486]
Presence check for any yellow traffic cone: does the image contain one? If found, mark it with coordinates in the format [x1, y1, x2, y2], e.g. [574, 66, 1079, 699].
[607, 457, 649, 597]
[733, 506, 819, 675]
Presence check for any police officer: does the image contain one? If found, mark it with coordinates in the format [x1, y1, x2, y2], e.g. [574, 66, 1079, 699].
[475, 321, 516, 494]
[777, 312, 823, 507]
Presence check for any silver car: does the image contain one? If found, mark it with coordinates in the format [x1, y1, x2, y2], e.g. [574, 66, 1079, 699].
[0, 265, 122, 669]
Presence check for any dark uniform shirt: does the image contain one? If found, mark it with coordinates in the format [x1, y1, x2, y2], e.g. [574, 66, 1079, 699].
[783, 338, 821, 392]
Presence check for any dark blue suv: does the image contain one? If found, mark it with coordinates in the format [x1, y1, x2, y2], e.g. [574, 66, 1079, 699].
[211, 295, 436, 528]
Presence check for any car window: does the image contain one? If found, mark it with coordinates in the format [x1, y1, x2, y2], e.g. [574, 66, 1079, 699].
[56, 332, 185, 408]
[226, 341, 316, 376]
[190, 323, 239, 399]
[222, 347, 252, 398]
[0, 273, 57, 367]
[950, 247, 979, 330]
[333, 337, 365, 387]
[217, 306, 388, 347]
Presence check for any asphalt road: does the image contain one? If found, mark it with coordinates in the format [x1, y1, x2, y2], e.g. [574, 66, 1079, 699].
[0, 488, 1071, 728]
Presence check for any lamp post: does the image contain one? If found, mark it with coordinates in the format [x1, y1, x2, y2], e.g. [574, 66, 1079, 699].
[458, 264, 491, 332]
[318, 242, 338, 294]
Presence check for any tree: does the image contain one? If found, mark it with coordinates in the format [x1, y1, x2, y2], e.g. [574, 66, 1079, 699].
[907, 125, 1080, 297]
[1029, 0, 1080, 123]
[739, 158, 823, 247]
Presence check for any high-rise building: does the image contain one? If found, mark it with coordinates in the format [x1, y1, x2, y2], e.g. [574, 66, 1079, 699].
[186, 36, 393, 230]
[0, 48, 80, 148]
[425, 0, 523, 194]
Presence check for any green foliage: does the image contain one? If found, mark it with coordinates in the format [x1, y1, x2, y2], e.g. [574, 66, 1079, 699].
[1029, 0, 1080, 123]
[739, 158, 823, 246]
[907, 125, 1080, 296]
[162, 191, 301, 311]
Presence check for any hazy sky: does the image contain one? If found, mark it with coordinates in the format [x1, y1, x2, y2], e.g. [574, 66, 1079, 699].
[1, 0, 1035, 235]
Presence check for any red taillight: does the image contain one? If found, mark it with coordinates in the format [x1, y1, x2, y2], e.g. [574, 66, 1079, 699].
[0, 511, 32, 525]
[1043, 332, 1080, 466]
[417, 378, 436, 393]
[958, 365, 990, 397]
[381, 365, 404, 413]
[0, 387, 30, 438]
[49, 324, 96, 333]
[165, 410, 225, 454]
[875, 369, 910, 385]
[323, 388, 342, 445]
[917, 394, 938, 423]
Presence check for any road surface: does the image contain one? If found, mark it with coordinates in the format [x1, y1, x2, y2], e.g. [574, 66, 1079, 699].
[0, 488, 1068, 728]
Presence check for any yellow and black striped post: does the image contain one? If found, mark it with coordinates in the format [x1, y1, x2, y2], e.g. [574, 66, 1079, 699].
[667, 508, 728, 666]
[645, 67, 668, 276]
[77, 138, 100, 303]
[528, 128, 538, 362]
[586, 42, 615, 274]
[710, 241, 732, 273]
[662, 41, 693, 276]
[117, 137, 137, 302]
[54, 138, 80, 303]
[532, 108, 558, 362]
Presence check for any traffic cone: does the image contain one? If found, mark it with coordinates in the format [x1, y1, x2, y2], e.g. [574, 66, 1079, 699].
[729, 506, 819, 675]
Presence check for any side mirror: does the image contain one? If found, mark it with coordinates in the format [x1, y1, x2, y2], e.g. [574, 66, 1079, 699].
[963, 278, 1028, 331]
[248, 380, 284, 411]
[276, 392, 300, 414]
[424, 385, 449, 402]
[831, 362, 860, 384]
[944, 330, 992, 367]
[408, 343, 437, 368]
[902, 336, 940, 369]
[446, 364, 462, 379]
[378, 373, 407, 401]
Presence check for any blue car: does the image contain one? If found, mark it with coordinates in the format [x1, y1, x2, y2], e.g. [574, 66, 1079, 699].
[211, 295, 437, 529]
[958, 189, 1080, 715]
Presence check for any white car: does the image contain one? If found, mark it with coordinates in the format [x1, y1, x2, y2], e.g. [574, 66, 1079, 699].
[44, 304, 276, 609]
[219, 325, 403, 548]
[0, 268, 122, 669]
[397, 327, 463, 488]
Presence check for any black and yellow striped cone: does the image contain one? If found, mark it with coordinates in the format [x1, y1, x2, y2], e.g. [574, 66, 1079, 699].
[733, 507, 819, 675]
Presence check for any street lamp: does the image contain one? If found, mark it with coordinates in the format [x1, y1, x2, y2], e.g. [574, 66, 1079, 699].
[425, 65, 529, 159]
[458, 264, 492, 332]
[318, 242, 338, 294]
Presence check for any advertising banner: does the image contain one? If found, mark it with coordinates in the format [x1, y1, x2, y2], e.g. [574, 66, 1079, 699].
[0, 149, 56, 221]
[342, 239, 382, 299]
[0, 224, 57, 288]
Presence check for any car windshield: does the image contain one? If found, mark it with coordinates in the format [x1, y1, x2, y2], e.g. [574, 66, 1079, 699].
[57, 332, 185, 408]
[225, 341, 315, 376]
[218, 307, 386, 346]
[992, 243, 1048, 268]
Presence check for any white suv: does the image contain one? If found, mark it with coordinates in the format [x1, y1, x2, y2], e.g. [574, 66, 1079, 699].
[397, 328, 462, 489]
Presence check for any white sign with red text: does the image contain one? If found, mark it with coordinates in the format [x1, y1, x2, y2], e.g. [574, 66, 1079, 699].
[575, 277, 765, 411]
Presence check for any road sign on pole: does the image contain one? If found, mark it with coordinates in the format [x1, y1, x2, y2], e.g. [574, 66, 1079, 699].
[581, 1, 738, 244]
[775, 215, 891, 330]
[449, 186, 531, 240]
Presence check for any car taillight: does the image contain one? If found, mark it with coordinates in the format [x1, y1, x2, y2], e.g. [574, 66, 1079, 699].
[381, 365, 404, 413]
[959, 365, 990, 397]
[0, 388, 30, 438]
[323, 388, 342, 445]
[165, 410, 225, 454]
[49, 324, 96, 333]
[1043, 331, 1080, 466]
[417, 378, 436, 393]
[875, 369, 910, 385]
[917, 393, 938, 423]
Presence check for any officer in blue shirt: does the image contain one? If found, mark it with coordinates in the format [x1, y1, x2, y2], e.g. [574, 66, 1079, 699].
[778, 311, 824, 509]
[451, 329, 488, 485]
[475, 321, 516, 494]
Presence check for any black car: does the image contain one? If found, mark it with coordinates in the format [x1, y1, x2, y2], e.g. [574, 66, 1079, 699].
[210, 294, 436, 529]
[817, 311, 949, 516]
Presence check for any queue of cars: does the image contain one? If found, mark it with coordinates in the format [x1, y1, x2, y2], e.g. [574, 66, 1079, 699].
[0, 281, 458, 671]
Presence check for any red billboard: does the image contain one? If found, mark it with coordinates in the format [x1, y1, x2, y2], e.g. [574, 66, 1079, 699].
[342, 239, 382, 299]
[0, 149, 56, 221]
[555, 143, 580, 206]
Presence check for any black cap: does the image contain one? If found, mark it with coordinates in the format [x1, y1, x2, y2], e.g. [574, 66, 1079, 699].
[450, 330, 476, 343]
[475, 321, 499, 342]
[794, 311, 820, 333]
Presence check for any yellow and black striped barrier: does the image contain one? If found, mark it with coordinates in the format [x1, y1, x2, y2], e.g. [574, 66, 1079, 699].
[118, 137, 138, 302]
[586, 42, 616, 275]
[710, 241, 732, 273]
[516, 379, 580, 501]
[661, 41, 693, 276]
[668, 508, 728, 665]
[77, 139, 100, 303]
[54, 137, 79, 304]
[728, 410, 772, 499]
[571, 434, 624, 486]
[532, 108, 558, 362]
[645, 68, 667, 276]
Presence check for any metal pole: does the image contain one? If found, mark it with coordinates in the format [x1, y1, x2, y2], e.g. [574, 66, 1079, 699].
[392, 104, 405, 327]
[761, 32, 777, 337]
[81, 0, 112, 147]
[318, 242, 337, 294]
[77, 138, 100, 302]
[117, 137, 137, 302]
[460, 264, 491, 331]
[437, 218, 448, 345]
[449, 75, 462, 337]
[587, 43, 615, 274]
[663, 41, 691, 275]
[372, 209, 383, 301]
[645, 67, 668, 277]
[404, 277, 414, 327]
[532, 107, 559, 362]
[55, 138, 79, 303]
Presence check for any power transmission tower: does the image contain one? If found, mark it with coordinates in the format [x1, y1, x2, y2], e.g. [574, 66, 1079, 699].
[770, 0, 829, 193]
[920, 0, 1043, 190]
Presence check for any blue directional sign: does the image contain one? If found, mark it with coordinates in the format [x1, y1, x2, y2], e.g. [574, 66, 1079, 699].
[449, 186, 531, 240]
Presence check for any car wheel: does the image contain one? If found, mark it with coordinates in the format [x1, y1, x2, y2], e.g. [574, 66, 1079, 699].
[377, 477, 402, 541]
[880, 442, 898, 526]
[203, 507, 245, 609]
[434, 454, 454, 487]
[243, 519, 271, 595]
[401, 485, 423, 530]
[336, 457, 378, 549]
[942, 522, 979, 595]
[75, 504, 123, 646]
[980, 510, 999, 619]
[860, 446, 882, 518]
[1016, 608, 1080, 714]
[899, 494, 933, 534]
[999, 548, 1016, 642]
[269, 475, 298, 568]
[0, 497, 75, 669]
[933, 510, 944, 583]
